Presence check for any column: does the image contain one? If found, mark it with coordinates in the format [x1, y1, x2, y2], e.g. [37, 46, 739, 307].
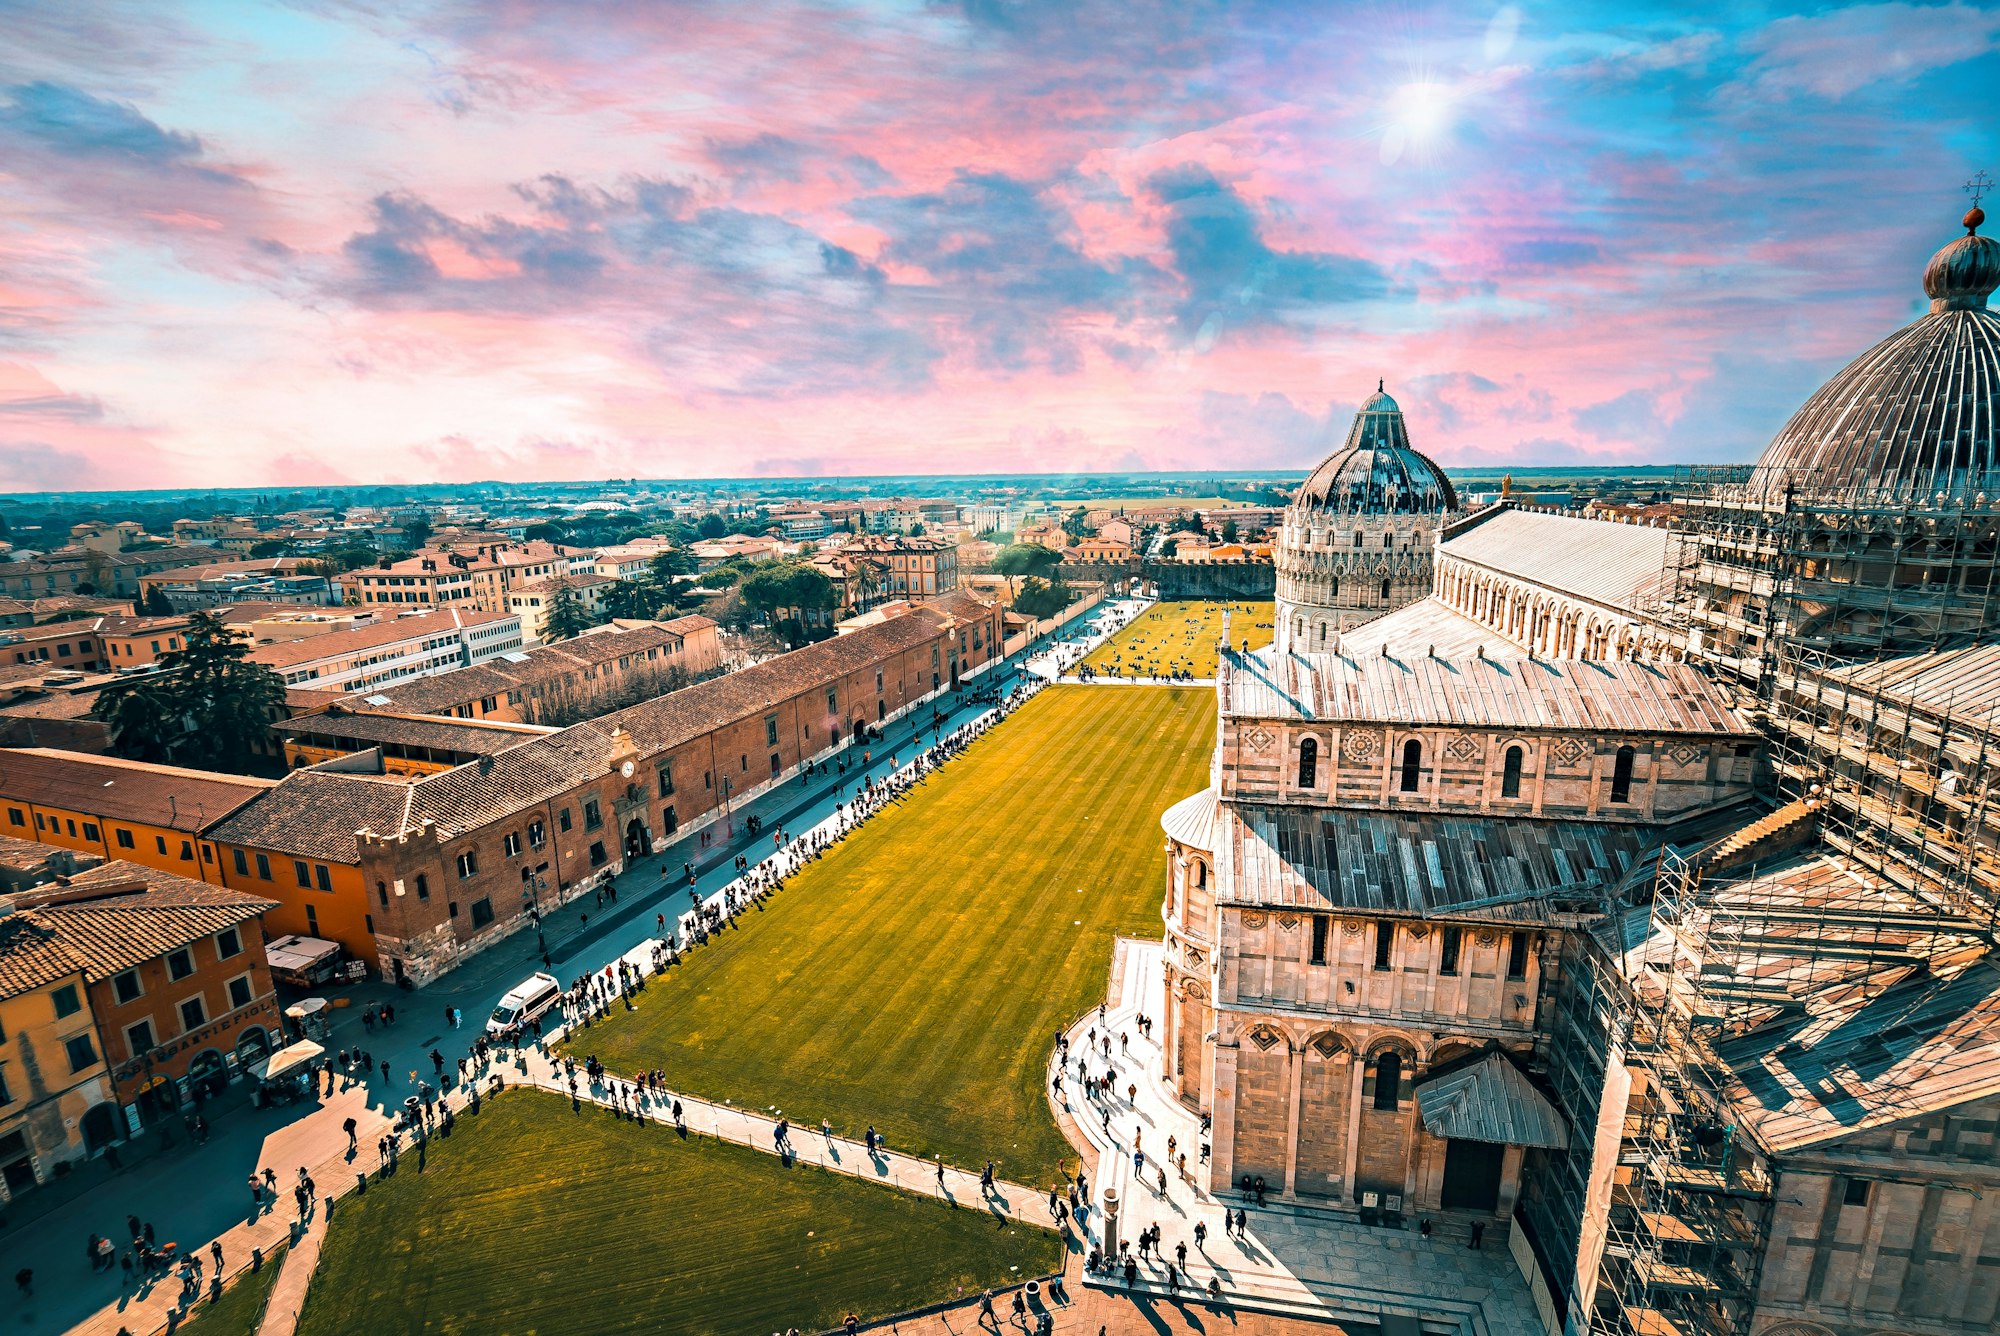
[1342, 1053, 1364, 1202]
[1496, 1144, 1527, 1218]
[1209, 1045, 1239, 1192]
[1282, 1041, 1303, 1198]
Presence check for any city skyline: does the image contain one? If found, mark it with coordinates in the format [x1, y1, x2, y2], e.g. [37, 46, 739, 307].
[3, 1, 1997, 492]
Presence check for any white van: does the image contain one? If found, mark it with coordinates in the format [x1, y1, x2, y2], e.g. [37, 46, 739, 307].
[486, 971, 562, 1036]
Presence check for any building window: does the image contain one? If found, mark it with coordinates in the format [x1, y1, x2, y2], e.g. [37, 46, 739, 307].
[528, 819, 546, 848]
[1297, 737, 1318, 789]
[826, 687, 837, 712]
[1381, 578, 1392, 602]
[66, 1033, 98, 1073]
[456, 850, 479, 879]
[1440, 926, 1462, 975]
[583, 798, 602, 831]
[1372, 1053, 1401, 1110]
[377, 881, 389, 907]
[216, 927, 242, 959]
[167, 947, 195, 980]
[125, 1018, 155, 1056]
[770, 753, 781, 779]
[588, 841, 607, 867]
[1842, 1178, 1871, 1207]
[294, 860, 312, 889]
[1374, 921, 1394, 970]
[305, 904, 319, 936]
[113, 969, 143, 1003]
[1501, 746, 1524, 799]
[765, 715, 779, 746]
[4, 807, 18, 827]
[1507, 930, 1531, 979]
[179, 996, 206, 1031]
[315, 865, 332, 892]
[52, 982, 81, 1018]
[179, 841, 194, 862]
[155, 835, 167, 854]
[228, 974, 253, 1009]
[230, 847, 247, 876]
[415, 873, 430, 901]
[1399, 739, 1422, 792]
[503, 832, 522, 858]
[470, 898, 494, 929]
[81, 822, 99, 843]
[1611, 746, 1636, 804]
[658, 765, 674, 797]
[255, 853, 272, 881]
[1310, 916, 1329, 965]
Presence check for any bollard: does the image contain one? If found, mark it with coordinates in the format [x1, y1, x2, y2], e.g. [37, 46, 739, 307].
[356, 1172, 367, 1195]
[1101, 1185, 1122, 1262]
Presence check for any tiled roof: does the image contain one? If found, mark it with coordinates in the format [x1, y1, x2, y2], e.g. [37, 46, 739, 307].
[1333, 599, 1526, 660]
[0, 748, 274, 831]
[203, 768, 414, 861]
[513, 573, 615, 594]
[1223, 647, 1752, 736]
[249, 607, 517, 670]
[26, 862, 276, 974]
[0, 910, 85, 997]
[598, 606, 946, 755]
[1214, 800, 1653, 917]
[1439, 508, 1670, 613]
[1415, 1052, 1569, 1149]
[332, 624, 678, 714]
[277, 710, 553, 756]
[406, 725, 620, 835]
[1819, 642, 2000, 733]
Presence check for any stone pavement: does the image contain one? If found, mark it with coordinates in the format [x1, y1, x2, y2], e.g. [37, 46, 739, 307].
[1056, 938, 1543, 1336]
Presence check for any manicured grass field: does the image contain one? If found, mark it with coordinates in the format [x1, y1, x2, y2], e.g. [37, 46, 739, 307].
[1068, 600, 1275, 680]
[180, 1248, 285, 1336]
[573, 685, 1213, 1182]
[295, 1096, 1058, 1336]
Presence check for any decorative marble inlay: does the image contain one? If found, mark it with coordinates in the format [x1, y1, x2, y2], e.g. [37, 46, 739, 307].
[1243, 724, 1276, 753]
[1444, 733, 1481, 763]
[1341, 918, 1365, 936]
[1670, 743, 1700, 766]
[1277, 914, 1300, 932]
[1553, 736, 1588, 766]
[1311, 1033, 1343, 1059]
[1250, 1025, 1283, 1052]
[1475, 930, 1499, 946]
[1407, 923, 1431, 939]
[1243, 911, 1267, 930]
[1343, 730, 1382, 763]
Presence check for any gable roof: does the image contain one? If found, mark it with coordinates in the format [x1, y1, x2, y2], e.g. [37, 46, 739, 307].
[202, 768, 414, 862]
[26, 862, 275, 974]
[0, 748, 274, 832]
[1440, 507, 1670, 613]
[1415, 1051, 1569, 1149]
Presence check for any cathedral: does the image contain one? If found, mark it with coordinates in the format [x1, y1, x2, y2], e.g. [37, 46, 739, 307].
[1152, 203, 2000, 1336]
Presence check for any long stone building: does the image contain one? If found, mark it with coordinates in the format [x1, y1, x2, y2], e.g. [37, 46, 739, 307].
[1153, 205, 2000, 1336]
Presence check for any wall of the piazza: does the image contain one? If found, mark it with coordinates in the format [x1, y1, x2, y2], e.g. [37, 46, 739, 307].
[1434, 553, 1677, 662]
[1750, 1095, 2000, 1336]
[343, 629, 993, 986]
[1217, 716, 1757, 823]
[1275, 512, 1439, 653]
[1199, 900, 1554, 1220]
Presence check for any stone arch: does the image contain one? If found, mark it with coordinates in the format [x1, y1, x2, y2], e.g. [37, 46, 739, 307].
[1303, 1029, 1349, 1060]
[1425, 1040, 1485, 1073]
[1177, 977, 1209, 1002]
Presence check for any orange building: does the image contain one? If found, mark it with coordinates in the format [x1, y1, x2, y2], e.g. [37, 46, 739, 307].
[0, 749, 272, 880]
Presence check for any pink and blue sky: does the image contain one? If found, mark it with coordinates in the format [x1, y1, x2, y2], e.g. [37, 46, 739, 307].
[1, 1, 1996, 491]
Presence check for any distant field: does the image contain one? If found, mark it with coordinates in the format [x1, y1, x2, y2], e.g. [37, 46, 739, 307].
[1069, 600, 1275, 680]
[295, 1096, 1059, 1336]
[569, 685, 1214, 1182]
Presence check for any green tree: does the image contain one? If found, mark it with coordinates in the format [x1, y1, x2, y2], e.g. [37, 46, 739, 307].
[140, 585, 176, 617]
[909, 521, 926, 537]
[1161, 537, 1180, 559]
[1014, 577, 1075, 619]
[1061, 507, 1089, 541]
[697, 514, 729, 540]
[1220, 518, 1239, 544]
[249, 539, 291, 558]
[524, 521, 567, 543]
[649, 548, 694, 583]
[402, 512, 434, 549]
[992, 542, 1062, 596]
[542, 579, 594, 642]
[90, 611, 287, 773]
[740, 562, 837, 647]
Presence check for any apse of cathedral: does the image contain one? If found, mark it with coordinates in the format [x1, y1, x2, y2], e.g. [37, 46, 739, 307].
[1151, 201, 2000, 1336]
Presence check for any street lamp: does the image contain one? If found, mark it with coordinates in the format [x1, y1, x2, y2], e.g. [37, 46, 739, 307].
[721, 776, 735, 838]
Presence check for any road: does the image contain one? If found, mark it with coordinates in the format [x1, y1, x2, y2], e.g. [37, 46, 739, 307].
[0, 597, 1145, 1336]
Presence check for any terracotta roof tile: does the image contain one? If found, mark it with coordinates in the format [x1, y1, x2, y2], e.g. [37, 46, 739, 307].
[0, 749, 275, 831]
[25, 862, 276, 975]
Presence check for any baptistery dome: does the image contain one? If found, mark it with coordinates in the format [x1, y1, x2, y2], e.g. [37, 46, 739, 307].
[1293, 385, 1459, 514]
[1274, 383, 1460, 654]
[1752, 209, 2000, 504]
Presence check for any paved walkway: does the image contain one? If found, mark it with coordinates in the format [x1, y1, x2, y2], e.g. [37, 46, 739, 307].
[1055, 938, 1543, 1336]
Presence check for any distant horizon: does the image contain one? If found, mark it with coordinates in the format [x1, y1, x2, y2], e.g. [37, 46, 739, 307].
[0, 462, 1705, 507]
[6, 3, 1993, 491]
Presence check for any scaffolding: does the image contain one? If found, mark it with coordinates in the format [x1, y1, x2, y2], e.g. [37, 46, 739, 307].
[1568, 466, 2000, 1336]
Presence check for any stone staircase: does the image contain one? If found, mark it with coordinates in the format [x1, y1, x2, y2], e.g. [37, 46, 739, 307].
[1696, 798, 1819, 877]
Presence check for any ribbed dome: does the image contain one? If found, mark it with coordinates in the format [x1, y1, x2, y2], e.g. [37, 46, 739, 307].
[1753, 213, 2000, 504]
[1293, 382, 1458, 515]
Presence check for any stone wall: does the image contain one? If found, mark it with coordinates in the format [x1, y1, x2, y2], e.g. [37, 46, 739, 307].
[1146, 560, 1276, 600]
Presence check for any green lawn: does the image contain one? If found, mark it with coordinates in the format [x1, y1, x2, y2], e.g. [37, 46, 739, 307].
[295, 1095, 1058, 1336]
[571, 684, 1213, 1182]
[1069, 600, 1274, 680]
[179, 1247, 285, 1336]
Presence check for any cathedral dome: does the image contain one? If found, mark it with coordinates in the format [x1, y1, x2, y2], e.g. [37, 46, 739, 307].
[1292, 382, 1458, 515]
[1752, 209, 2000, 504]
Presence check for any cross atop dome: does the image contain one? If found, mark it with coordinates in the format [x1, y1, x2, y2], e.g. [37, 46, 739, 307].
[1966, 169, 1993, 235]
